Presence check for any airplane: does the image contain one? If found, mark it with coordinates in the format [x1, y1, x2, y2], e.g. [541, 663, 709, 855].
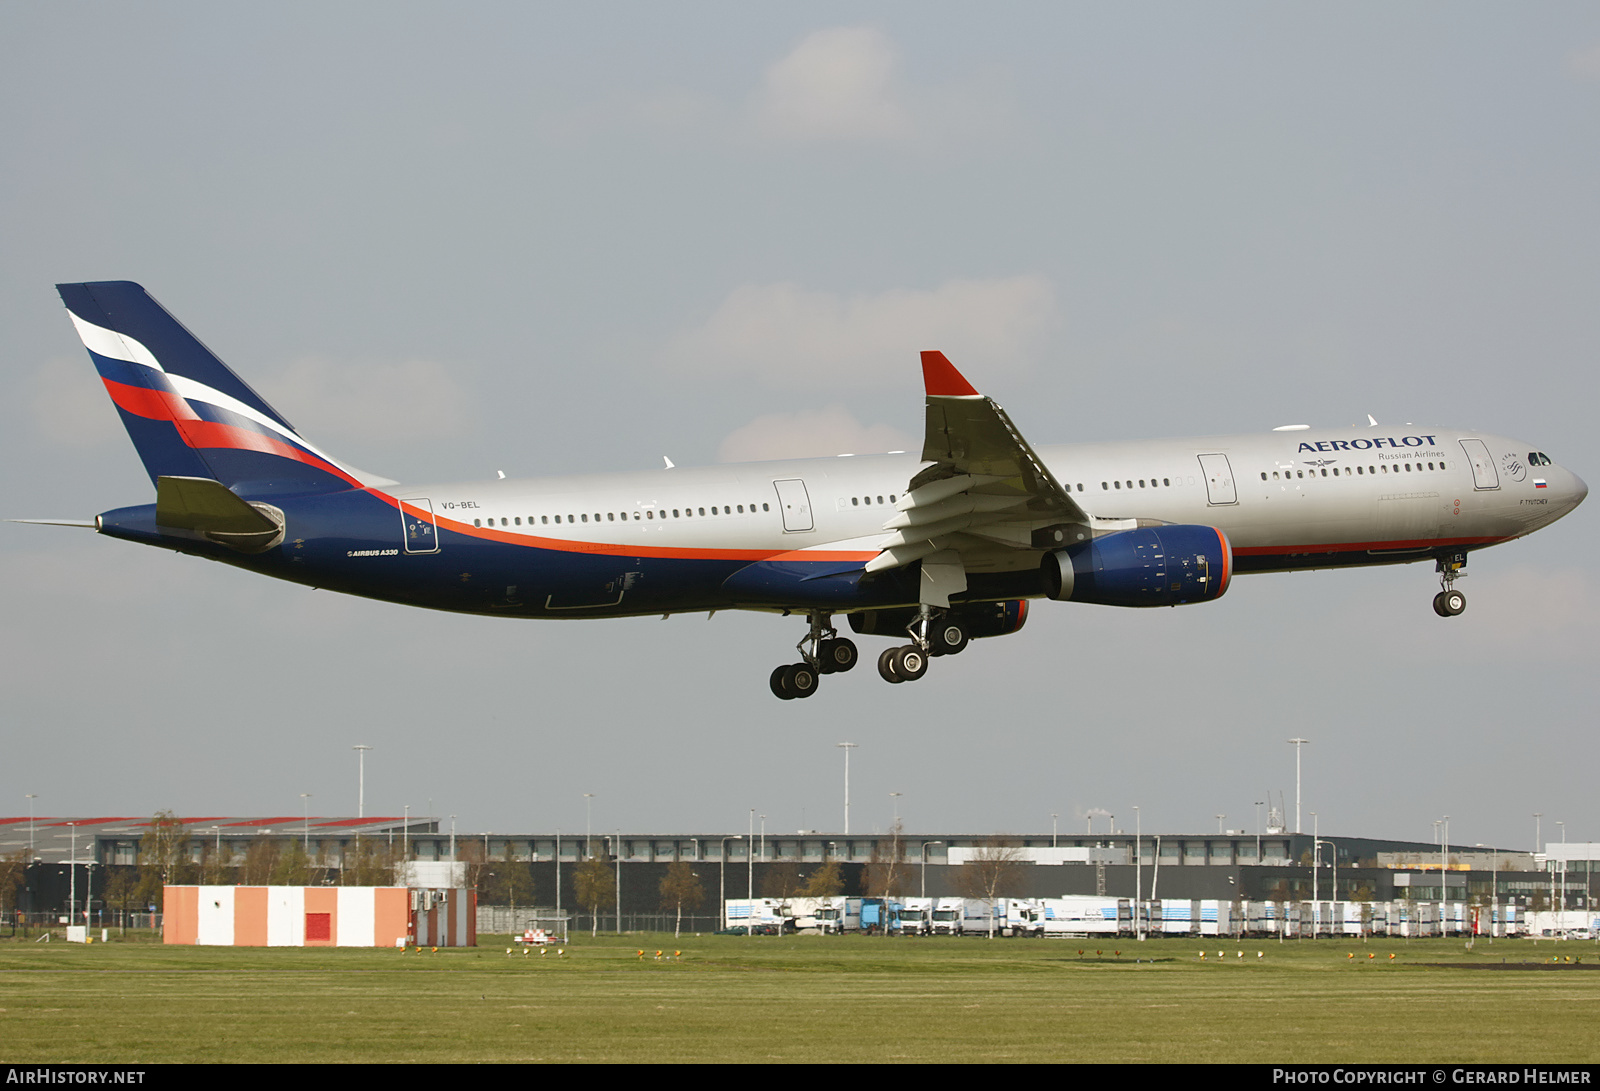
[32, 281, 1588, 700]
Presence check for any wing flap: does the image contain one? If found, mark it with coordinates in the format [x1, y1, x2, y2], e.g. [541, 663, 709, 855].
[865, 353, 1090, 589]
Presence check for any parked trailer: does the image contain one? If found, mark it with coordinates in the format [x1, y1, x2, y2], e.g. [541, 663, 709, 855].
[723, 898, 791, 933]
[1040, 897, 1123, 937]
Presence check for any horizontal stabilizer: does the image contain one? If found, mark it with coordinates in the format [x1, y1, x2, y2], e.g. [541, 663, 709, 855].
[155, 475, 285, 553]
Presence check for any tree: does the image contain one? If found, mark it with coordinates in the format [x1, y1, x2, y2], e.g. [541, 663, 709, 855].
[270, 839, 315, 887]
[760, 862, 804, 902]
[863, 822, 909, 900]
[240, 835, 281, 886]
[0, 848, 29, 927]
[574, 842, 615, 937]
[344, 838, 397, 886]
[103, 868, 139, 934]
[801, 859, 844, 899]
[458, 839, 491, 899]
[200, 839, 233, 885]
[137, 811, 192, 911]
[488, 843, 535, 910]
[955, 838, 1025, 937]
[659, 860, 704, 938]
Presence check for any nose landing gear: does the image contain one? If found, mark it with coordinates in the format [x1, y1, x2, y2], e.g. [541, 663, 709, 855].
[1433, 553, 1467, 617]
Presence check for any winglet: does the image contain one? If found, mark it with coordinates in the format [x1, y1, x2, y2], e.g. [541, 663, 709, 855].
[920, 351, 980, 397]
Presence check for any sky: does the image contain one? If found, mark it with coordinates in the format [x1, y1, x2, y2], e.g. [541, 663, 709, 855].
[3, 2, 1597, 852]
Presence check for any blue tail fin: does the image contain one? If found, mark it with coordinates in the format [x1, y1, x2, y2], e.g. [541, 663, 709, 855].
[56, 281, 391, 495]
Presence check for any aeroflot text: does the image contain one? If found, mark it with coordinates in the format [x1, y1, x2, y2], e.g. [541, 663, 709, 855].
[1297, 436, 1439, 454]
[1272, 1072, 1590, 1085]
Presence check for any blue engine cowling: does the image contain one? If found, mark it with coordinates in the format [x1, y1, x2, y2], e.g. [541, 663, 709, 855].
[1041, 525, 1232, 607]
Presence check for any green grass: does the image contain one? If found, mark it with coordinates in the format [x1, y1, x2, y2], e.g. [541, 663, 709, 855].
[1, 931, 1596, 1063]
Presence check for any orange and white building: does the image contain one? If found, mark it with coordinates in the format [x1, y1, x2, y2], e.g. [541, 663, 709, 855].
[162, 885, 474, 947]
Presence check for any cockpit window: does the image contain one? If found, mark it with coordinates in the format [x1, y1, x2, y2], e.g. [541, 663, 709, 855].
[1530, 452, 1552, 467]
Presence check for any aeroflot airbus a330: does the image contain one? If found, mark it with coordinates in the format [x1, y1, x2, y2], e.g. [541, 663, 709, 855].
[34, 282, 1587, 700]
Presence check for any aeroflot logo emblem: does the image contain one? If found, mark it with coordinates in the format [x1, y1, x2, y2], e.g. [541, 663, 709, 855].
[1297, 435, 1438, 454]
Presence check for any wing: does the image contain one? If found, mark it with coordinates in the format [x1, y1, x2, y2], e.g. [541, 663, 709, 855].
[865, 352, 1092, 606]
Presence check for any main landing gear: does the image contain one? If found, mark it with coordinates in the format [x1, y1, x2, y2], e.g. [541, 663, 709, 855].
[768, 608, 974, 697]
[876, 609, 969, 685]
[770, 612, 859, 700]
[1432, 553, 1467, 617]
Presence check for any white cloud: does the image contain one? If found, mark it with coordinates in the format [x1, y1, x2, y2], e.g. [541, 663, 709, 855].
[664, 276, 1058, 387]
[261, 357, 474, 446]
[750, 26, 910, 142]
[717, 406, 915, 463]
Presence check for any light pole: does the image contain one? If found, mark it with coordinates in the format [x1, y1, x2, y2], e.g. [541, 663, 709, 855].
[1315, 839, 1335, 934]
[1051, 813, 1059, 848]
[1287, 738, 1309, 833]
[720, 836, 743, 930]
[1534, 813, 1543, 855]
[1255, 799, 1264, 864]
[26, 795, 36, 857]
[921, 841, 942, 898]
[68, 823, 77, 930]
[301, 794, 312, 852]
[615, 830, 622, 935]
[352, 745, 372, 818]
[837, 743, 857, 834]
[1134, 805, 1142, 941]
[584, 794, 595, 852]
[890, 793, 902, 825]
[1310, 811, 1319, 933]
[1441, 814, 1450, 932]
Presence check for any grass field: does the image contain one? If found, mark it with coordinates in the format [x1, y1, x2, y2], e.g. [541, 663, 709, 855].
[2, 931, 1597, 1063]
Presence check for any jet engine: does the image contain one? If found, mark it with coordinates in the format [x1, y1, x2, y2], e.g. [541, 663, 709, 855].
[1041, 525, 1231, 607]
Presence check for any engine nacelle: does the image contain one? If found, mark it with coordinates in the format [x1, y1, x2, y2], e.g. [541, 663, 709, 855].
[848, 599, 1029, 640]
[1042, 525, 1231, 607]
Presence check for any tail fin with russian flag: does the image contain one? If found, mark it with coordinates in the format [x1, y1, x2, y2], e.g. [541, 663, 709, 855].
[56, 281, 392, 495]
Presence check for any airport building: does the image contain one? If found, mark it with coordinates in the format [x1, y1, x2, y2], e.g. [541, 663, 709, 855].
[3, 816, 1594, 933]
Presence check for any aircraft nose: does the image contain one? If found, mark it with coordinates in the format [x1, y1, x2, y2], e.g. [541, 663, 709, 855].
[1569, 470, 1589, 509]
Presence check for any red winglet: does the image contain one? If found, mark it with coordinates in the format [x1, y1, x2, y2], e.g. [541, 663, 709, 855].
[920, 350, 979, 397]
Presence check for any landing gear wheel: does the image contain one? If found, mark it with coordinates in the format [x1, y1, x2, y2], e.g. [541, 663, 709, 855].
[786, 663, 819, 698]
[877, 646, 904, 684]
[929, 621, 969, 657]
[770, 665, 796, 700]
[1432, 592, 1449, 618]
[818, 637, 859, 674]
[1440, 589, 1466, 616]
[771, 663, 819, 699]
[892, 645, 928, 681]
